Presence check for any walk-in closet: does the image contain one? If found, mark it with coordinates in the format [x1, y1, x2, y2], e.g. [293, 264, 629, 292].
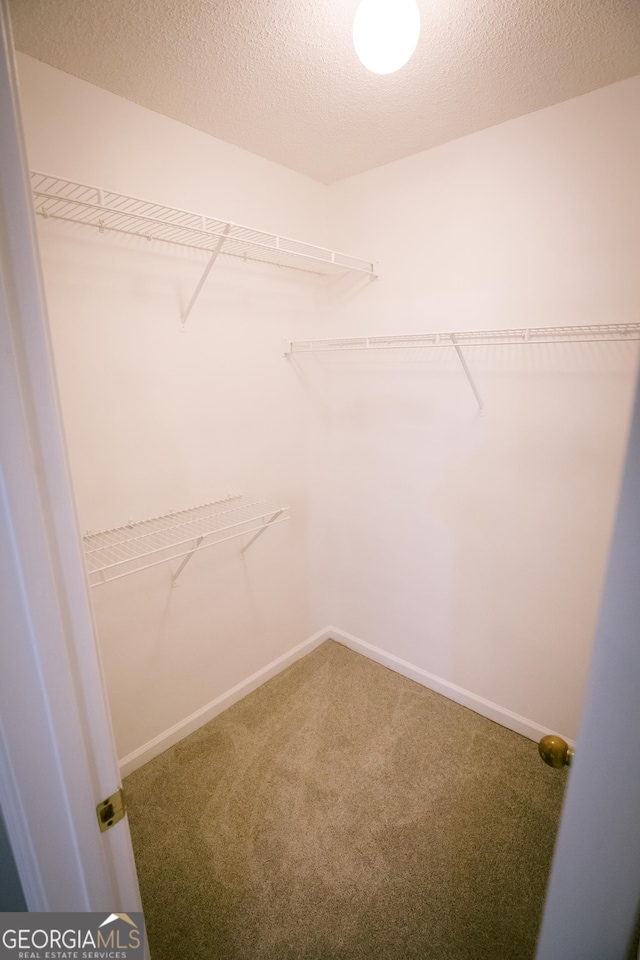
[3, 0, 640, 957]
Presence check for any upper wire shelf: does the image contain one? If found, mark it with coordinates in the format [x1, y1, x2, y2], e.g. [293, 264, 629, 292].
[284, 323, 640, 354]
[30, 172, 377, 278]
[83, 495, 290, 587]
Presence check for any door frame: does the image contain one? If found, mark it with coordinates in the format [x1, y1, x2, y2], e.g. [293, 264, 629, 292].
[535, 371, 640, 958]
[0, 0, 141, 912]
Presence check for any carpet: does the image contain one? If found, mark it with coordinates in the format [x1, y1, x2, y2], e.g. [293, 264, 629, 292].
[125, 639, 567, 959]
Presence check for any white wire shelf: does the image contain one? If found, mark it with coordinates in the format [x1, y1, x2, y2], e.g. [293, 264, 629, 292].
[30, 172, 378, 279]
[284, 323, 640, 354]
[83, 495, 290, 587]
[283, 323, 640, 417]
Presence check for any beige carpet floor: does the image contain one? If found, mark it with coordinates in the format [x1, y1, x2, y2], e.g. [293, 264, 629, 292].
[125, 640, 567, 959]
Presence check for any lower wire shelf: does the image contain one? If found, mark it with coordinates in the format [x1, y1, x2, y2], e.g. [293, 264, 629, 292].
[83, 494, 290, 587]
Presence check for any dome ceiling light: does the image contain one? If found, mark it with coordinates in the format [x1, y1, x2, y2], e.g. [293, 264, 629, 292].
[353, 0, 421, 75]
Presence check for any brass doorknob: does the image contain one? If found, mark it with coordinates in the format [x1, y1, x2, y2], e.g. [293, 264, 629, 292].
[538, 735, 573, 768]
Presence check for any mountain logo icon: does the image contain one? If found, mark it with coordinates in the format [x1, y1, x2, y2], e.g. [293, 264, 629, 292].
[99, 914, 139, 929]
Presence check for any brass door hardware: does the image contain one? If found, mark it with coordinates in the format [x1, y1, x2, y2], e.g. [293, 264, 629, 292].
[538, 735, 573, 768]
[96, 787, 126, 832]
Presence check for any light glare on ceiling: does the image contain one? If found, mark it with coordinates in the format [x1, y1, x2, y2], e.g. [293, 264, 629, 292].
[353, 0, 421, 75]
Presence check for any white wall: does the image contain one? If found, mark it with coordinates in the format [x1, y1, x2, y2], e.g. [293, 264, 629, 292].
[308, 76, 640, 741]
[16, 54, 330, 764]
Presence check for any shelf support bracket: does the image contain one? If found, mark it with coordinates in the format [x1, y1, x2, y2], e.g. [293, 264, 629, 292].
[172, 537, 204, 586]
[240, 510, 284, 554]
[181, 224, 231, 329]
[450, 335, 485, 415]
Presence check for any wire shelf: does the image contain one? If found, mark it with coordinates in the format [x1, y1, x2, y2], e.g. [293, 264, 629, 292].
[83, 495, 290, 586]
[30, 172, 377, 278]
[284, 323, 640, 354]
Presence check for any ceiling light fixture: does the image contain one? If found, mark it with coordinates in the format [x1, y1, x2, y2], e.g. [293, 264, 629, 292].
[353, 0, 421, 75]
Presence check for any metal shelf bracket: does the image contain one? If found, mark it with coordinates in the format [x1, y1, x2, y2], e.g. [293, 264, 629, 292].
[170, 508, 285, 583]
[171, 536, 204, 586]
[240, 509, 285, 554]
[450, 334, 485, 415]
[181, 224, 231, 329]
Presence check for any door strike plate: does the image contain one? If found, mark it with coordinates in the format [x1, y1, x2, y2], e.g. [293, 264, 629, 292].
[96, 787, 126, 833]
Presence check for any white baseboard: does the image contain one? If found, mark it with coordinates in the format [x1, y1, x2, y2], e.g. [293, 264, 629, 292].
[328, 626, 575, 748]
[118, 627, 332, 777]
[120, 623, 574, 776]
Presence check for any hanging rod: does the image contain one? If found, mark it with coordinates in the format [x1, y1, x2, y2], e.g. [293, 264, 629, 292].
[283, 323, 640, 355]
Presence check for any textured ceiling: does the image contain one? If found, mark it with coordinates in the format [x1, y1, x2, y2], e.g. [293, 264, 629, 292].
[9, 0, 640, 183]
